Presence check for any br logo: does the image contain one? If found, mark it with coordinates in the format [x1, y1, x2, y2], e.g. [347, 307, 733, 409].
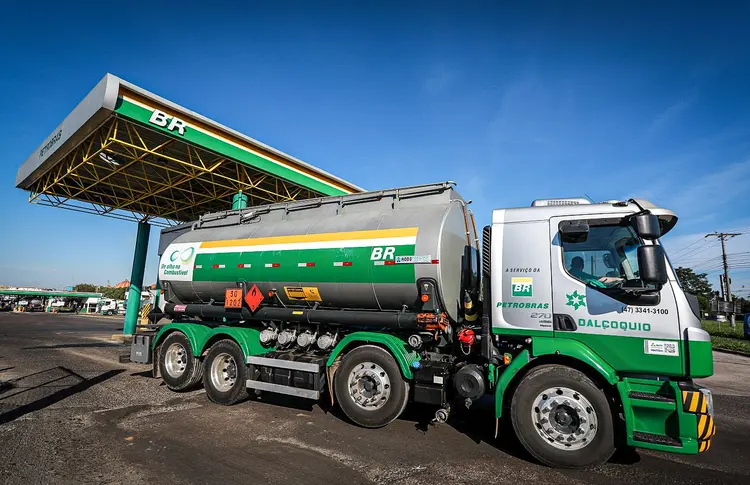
[511, 277, 533, 297]
[370, 247, 396, 260]
[149, 109, 187, 135]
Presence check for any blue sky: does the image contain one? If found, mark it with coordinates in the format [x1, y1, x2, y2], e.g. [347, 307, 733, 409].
[1, 1, 749, 296]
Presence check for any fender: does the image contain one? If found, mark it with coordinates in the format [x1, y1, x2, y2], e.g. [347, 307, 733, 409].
[326, 332, 419, 379]
[495, 349, 530, 418]
[494, 338, 619, 418]
[152, 322, 213, 356]
[532, 336, 618, 384]
[201, 326, 272, 358]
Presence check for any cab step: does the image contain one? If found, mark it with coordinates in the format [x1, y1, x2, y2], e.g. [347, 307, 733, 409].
[628, 391, 675, 403]
[633, 431, 681, 447]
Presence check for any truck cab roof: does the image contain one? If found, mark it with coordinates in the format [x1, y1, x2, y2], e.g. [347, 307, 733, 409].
[493, 198, 678, 236]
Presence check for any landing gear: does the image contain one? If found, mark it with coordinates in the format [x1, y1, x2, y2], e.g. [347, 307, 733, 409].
[334, 345, 409, 428]
[511, 365, 615, 468]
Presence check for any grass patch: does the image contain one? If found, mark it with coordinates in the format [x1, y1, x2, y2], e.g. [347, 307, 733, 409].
[702, 320, 750, 354]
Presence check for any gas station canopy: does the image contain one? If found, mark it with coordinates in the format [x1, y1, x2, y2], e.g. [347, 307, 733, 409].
[16, 74, 363, 226]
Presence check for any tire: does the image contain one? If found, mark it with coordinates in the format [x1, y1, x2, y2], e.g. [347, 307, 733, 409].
[158, 332, 203, 392]
[510, 365, 615, 468]
[203, 339, 247, 405]
[334, 345, 409, 428]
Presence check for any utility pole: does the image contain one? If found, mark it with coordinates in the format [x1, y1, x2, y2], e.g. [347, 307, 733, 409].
[706, 233, 741, 327]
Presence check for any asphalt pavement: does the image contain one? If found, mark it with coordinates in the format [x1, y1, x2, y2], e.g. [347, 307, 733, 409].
[1, 312, 749, 485]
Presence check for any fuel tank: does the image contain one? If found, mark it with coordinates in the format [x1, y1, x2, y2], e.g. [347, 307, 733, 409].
[158, 182, 478, 322]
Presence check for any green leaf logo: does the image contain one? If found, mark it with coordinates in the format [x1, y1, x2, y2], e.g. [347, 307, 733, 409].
[566, 290, 586, 310]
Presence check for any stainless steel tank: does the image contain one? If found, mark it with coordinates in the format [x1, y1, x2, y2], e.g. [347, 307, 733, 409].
[158, 182, 478, 322]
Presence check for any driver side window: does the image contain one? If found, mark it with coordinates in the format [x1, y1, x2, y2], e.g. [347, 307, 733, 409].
[560, 224, 642, 289]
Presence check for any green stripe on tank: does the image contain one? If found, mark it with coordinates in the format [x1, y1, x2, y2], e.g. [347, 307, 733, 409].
[193, 245, 417, 284]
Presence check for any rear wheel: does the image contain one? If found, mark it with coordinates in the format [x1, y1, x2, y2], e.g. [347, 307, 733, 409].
[203, 339, 247, 405]
[334, 345, 409, 428]
[158, 332, 203, 391]
[510, 365, 615, 468]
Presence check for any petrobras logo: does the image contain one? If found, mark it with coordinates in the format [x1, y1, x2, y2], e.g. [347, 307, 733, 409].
[511, 277, 533, 297]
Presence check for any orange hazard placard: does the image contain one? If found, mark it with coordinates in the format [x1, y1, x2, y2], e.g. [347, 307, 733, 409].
[244, 284, 264, 312]
[225, 288, 243, 309]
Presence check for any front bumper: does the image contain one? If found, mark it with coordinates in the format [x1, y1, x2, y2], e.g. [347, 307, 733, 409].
[618, 378, 716, 454]
[681, 385, 716, 452]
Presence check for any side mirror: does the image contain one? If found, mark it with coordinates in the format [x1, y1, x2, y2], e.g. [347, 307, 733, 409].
[632, 214, 661, 239]
[638, 245, 668, 285]
[560, 221, 589, 243]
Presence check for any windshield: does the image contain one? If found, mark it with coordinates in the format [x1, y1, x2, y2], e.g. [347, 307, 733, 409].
[561, 224, 644, 288]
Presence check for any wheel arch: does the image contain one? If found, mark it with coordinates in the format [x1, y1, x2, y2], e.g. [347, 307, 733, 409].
[495, 341, 620, 419]
[326, 332, 418, 380]
[199, 327, 271, 359]
[152, 322, 213, 356]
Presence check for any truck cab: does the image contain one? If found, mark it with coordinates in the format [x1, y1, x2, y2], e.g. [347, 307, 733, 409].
[487, 198, 713, 463]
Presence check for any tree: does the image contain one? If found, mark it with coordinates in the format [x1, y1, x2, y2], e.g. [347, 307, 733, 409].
[73, 283, 97, 293]
[100, 287, 127, 300]
[675, 267, 714, 314]
[675, 267, 713, 296]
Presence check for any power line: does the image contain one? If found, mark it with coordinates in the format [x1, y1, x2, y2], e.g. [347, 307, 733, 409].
[672, 239, 717, 262]
[670, 237, 710, 257]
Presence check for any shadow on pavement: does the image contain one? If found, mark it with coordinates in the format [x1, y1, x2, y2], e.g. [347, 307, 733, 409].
[23, 343, 124, 350]
[0, 366, 124, 425]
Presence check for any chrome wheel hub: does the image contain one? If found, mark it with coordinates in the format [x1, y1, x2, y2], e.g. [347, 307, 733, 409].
[163, 342, 188, 378]
[348, 361, 391, 410]
[532, 386, 598, 451]
[210, 352, 237, 392]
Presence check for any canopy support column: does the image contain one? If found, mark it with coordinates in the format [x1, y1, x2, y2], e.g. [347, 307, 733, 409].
[123, 222, 150, 335]
[232, 190, 248, 210]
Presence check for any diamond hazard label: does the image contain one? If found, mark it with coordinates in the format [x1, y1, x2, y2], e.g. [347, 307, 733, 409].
[244, 284, 264, 312]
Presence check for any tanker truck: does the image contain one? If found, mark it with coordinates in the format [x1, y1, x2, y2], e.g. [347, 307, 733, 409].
[131, 181, 715, 468]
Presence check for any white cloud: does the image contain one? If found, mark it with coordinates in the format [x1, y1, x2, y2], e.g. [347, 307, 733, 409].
[666, 159, 750, 220]
[648, 94, 695, 133]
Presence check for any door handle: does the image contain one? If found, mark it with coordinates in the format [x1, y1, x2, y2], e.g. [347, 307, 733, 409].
[553, 314, 577, 331]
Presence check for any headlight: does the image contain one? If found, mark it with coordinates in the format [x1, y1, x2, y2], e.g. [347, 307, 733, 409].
[700, 388, 713, 415]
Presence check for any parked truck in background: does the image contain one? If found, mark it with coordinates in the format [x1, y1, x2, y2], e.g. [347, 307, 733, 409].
[98, 298, 124, 316]
[131, 182, 715, 468]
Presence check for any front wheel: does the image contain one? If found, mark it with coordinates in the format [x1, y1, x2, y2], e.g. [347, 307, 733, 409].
[510, 365, 615, 468]
[334, 345, 409, 428]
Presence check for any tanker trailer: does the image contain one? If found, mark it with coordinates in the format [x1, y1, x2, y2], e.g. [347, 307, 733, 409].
[133, 181, 715, 468]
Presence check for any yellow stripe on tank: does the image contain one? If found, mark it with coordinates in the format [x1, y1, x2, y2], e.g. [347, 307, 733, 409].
[200, 227, 420, 249]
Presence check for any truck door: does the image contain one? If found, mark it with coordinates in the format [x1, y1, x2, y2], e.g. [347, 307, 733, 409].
[549, 215, 683, 376]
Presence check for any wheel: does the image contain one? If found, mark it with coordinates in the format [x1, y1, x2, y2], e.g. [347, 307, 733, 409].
[510, 365, 615, 468]
[334, 345, 409, 428]
[158, 332, 203, 392]
[203, 339, 247, 405]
